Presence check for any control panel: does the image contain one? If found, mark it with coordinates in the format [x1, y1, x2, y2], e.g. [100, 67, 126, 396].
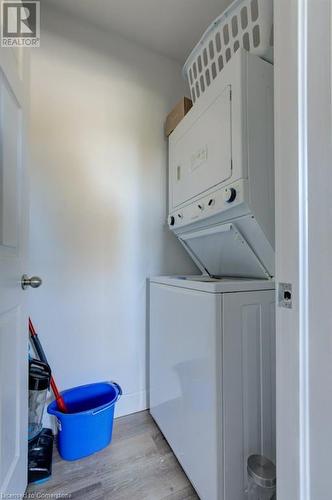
[168, 179, 248, 229]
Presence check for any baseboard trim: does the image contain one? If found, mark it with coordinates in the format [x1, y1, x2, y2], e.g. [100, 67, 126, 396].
[115, 389, 148, 418]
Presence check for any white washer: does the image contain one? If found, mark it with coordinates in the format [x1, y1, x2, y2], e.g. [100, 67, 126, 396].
[149, 276, 276, 500]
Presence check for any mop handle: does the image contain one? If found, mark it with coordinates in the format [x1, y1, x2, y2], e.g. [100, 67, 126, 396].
[29, 318, 68, 413]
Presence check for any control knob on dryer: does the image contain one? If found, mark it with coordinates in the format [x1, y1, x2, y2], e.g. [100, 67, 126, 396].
[223, 187, 237, 204]
[169, 215, 175, 227]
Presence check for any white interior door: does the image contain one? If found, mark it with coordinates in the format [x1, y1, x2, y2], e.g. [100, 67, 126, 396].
[0, 47, 29, 496]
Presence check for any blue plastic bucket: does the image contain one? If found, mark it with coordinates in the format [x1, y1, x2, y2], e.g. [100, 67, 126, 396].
[47, 381, 122, 461]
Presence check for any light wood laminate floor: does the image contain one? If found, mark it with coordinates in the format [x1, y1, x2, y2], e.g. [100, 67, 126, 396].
[27, 411, 199, 499]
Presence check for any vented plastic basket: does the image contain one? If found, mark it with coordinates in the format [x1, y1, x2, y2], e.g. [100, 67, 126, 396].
[183, 0, 274, 104]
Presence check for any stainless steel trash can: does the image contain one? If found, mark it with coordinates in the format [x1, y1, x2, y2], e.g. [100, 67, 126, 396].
[247, 455, 276, 500]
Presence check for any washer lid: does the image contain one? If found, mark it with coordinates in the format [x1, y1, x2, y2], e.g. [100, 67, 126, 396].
[149, 276, 275, 293]
[179, 222, 271, 279]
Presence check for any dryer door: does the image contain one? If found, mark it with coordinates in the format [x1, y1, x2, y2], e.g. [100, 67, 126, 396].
[170, 85, 232, 209]
[179, 223, 270, 279]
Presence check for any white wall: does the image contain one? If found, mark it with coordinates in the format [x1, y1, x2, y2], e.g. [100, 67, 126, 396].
[29, 4, 197, 418]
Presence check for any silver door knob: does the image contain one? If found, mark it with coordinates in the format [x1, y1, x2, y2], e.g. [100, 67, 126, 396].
[21, 275, 42, 290]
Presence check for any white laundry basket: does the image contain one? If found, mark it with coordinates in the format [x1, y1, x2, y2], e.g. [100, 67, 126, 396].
[183, 0, 274, 104]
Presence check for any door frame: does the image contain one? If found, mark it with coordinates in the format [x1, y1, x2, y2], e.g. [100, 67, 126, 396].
[275, 1, 332, 498]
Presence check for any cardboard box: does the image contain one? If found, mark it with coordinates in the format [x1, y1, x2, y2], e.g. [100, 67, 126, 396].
[165, 97, 192, 137]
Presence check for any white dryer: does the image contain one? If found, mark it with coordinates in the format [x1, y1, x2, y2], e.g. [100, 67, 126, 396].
[149, 276, 276, 500]
[168, 50, 274, 279]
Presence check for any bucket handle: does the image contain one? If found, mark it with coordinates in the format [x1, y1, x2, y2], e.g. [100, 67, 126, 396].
[111, 381, 123, 400]
[92, 381, 122, 416]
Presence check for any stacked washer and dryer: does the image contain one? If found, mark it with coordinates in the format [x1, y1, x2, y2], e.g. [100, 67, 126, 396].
[149, 6, 275, 499]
